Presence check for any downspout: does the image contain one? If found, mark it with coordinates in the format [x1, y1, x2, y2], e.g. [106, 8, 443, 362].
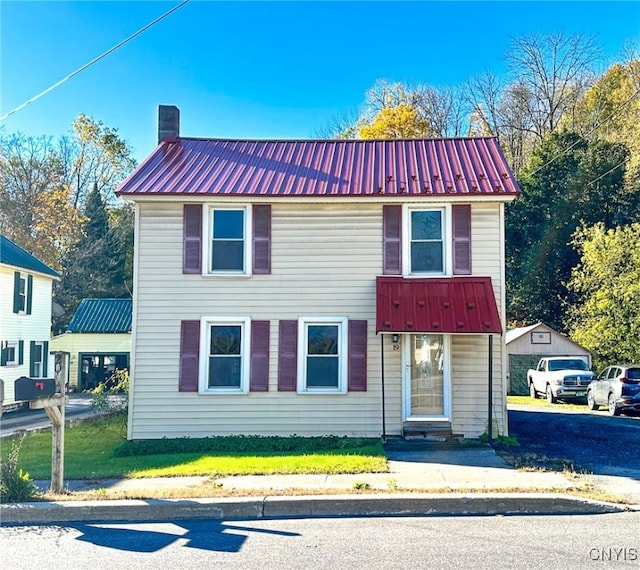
[380, 334, 386, 441]
[488, 334, 493, 443]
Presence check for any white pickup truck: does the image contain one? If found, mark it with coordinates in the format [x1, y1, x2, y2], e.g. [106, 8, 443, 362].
[527, 357, 596, 403]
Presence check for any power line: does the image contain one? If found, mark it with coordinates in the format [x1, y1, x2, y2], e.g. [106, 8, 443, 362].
[586, 157, 629, 187]
[0, 0, 190, 122]
[528, 83, 640, 177]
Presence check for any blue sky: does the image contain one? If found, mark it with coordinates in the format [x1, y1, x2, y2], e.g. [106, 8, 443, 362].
[1, 1, 639, 163]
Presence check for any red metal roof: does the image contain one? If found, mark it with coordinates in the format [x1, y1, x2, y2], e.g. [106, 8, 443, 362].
[117, 137, 520, 197]
[376, 276, 502, 334]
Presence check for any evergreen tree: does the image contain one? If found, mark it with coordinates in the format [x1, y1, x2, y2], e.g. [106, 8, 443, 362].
[53, 183, 131, 333]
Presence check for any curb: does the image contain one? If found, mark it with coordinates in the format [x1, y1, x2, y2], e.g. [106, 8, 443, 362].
[0, 493, 632, 525]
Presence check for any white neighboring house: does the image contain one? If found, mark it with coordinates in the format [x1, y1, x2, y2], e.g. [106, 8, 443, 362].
[505, 322, 592, 395]
[0, 235, 59, 410]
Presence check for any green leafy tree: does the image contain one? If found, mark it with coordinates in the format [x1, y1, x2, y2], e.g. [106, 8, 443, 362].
[53, 183, 132, 333]
[506, 132, 634, 329]
[567, 223, 640, 368]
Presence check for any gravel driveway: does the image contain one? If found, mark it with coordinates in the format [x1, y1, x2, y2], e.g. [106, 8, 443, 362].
[503, 404, 640, 478]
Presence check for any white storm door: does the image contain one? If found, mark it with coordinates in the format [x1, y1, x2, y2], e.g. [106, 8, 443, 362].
[403, 333, 451, 421]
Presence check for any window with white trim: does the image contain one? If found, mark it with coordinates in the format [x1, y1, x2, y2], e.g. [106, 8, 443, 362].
[206, 207, 250, 274]
[17, 274, 27, 312]
[298, 317, 348, 393]
[2, 341, 18, 366]
[32, 341, 44, 377]
[199, 317, 250, 393]
[408, 208, 446, 274]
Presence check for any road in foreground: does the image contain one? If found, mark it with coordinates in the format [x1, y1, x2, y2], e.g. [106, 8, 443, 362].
[1, 512, 639, 570]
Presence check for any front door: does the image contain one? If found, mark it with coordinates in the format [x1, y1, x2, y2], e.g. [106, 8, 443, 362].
[403, 333, 450, 420]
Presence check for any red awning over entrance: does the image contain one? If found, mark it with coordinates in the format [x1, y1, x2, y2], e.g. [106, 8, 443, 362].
[376, 276, 502, 334]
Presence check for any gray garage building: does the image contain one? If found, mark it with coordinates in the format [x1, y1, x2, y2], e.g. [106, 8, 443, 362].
[506, 322, 592, 395]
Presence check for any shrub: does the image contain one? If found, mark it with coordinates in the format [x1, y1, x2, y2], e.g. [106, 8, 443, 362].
[115, 435, 382, 457]
[89, 368, 129, 414]
[0, 438, 39, 503]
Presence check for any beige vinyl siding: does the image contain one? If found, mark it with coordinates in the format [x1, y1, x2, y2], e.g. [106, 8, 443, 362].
[0, 265, 54, 406]
[50, 332, 131, 390]
[451, 335, 505, 438]
[129, 199, 506, 439]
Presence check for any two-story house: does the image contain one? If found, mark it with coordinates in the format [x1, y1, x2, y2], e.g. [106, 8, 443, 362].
[0, 235, 59, 410]
[116, 105, 520, 441]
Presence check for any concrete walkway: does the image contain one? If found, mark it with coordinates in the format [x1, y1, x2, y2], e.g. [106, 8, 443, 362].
[3, 446, 639, 525]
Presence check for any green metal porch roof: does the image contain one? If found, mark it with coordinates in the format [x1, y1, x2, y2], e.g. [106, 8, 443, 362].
[67, 298, 133, 333]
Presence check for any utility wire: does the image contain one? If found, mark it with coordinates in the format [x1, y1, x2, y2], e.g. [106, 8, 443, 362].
[0, 0, 190, 122]
[586, 157, 629, 187]
[528, 83, 640, 177]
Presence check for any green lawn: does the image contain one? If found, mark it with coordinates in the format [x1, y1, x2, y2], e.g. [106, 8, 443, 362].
[507, 395, 589, 411]
[1, 414, 388, 480]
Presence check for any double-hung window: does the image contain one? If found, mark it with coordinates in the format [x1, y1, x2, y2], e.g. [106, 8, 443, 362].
[298, 317, 348, 393]
[17, 275, 27, 312]
[200, 317, 250, 393]
[409, 208, 445, 274]
[183, 204, 271, 275]
[13, 272, 29, 314]
[384, 204, 471, 276]
[1, 341, 18, 366]
[209, 208, 249, 273]
[32, 342, 44, 377]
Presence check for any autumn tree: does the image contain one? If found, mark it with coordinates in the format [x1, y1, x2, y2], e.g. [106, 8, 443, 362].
[325, 79, 466, 139]
[567, 222, 640, 368]
[58, 114, 136, 207]
[0, 132, 84, 269]
[567, 59, 640, 190]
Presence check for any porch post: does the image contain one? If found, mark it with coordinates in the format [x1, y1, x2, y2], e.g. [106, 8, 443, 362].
[488, 334, 493, 443]
[380, 334, 386, 441]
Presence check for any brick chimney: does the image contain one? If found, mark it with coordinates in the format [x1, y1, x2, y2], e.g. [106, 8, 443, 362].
[158, 105, 180, 144]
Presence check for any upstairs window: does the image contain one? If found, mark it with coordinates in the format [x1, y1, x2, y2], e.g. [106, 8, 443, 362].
[410, 209, 444, 273]
[183, 204, 271, 276]
[17, 276, 26, 312]
[13, 272, 32, 314]
[211, 209, 246, 272]
[384, 205, 471, 277]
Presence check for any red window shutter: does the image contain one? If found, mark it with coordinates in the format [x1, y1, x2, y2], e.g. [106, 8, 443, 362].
[250, 320, 270, 391]
[183, 205, 202, 274]
[252, 205, 271, 274]
[348, 320, 367, 391]
[452, 204, 471, 275]
[278, 320, 298, 391]
[383, 205, 402, 275]
[179, 320, 200, 392]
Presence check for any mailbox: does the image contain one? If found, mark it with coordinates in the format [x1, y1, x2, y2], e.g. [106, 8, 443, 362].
[14, 376, 56, 402]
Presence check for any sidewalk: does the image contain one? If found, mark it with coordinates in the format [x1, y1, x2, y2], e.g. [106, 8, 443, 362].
[2, 446, 639, 524]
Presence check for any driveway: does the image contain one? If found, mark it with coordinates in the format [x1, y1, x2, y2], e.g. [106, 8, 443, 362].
[506, 403, 640, 479]
[0, 394, 100, 439]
